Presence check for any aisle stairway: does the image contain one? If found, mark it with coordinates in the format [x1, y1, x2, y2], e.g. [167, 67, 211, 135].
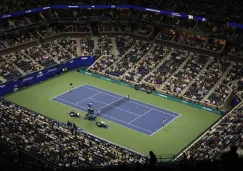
[111, 37, 119, 56]
[75, 38, 82, 56]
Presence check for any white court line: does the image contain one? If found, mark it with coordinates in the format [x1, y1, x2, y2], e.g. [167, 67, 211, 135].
[51, 97, 153, 135]
[89, 98, 140, 116]
[55, 97, 87, 109]
[128, 109, 153, 124]
[50, 98, 87, 112]
[83, 85, 179, 117]
[149, 114, 181, 136]
[101, 113, 153, 133]
[75, 92, 100, 105]
[50, 84, 85, 100]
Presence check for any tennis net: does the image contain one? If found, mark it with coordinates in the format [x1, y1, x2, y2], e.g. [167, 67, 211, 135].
[98, 94, 129, 114]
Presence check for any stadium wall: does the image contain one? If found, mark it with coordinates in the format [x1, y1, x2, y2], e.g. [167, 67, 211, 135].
[0, 56, 94, 97]
[79, 70, 223, 115]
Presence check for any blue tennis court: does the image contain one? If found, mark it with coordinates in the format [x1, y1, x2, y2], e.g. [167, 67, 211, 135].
[51, 84, 180, 136]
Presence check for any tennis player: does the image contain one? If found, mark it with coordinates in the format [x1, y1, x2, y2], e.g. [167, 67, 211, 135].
[97, 109, 100, 116]
[126, 94, 129, 99]
[69, 83, 73, 91]
[87, 103, 94, 115]
[162, 118, 166, 128]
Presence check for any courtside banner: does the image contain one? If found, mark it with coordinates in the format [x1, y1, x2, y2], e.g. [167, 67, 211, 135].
[0, 56, 94, 97]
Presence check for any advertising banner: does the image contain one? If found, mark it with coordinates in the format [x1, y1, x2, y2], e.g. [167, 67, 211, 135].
[0, 5, 207, 22]
[0, 56, 94, 97]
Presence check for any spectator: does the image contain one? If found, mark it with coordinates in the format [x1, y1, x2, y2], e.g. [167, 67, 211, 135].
[221, 145, 239, 170]
[0, 99, 147, 168]
[221, 145, 239, 164]
[149, 151, 157, 166]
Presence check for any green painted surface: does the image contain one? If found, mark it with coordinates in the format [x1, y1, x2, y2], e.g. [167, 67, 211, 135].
[4, 71, 221, 158]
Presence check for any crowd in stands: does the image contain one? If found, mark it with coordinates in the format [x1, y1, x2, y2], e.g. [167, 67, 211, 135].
[174, 33, 207, 49]
[0, 57, 22, 81]
[80, 37, 93, 56]
[238, 91, 243, 99]
[3, 52, 41, 74]
[0, 6, 240, 59]
[144, 49, 187, 86]
[231, 78, 243, 92]
[112, 21, 130, 32]
[0, 1, 243, 170]
[1, 30, 37, 47]
[26, 45, 57, 68]
[98, 36, 113, 55]
[163, 54, 209, 95]
[136, 25, 153, 37]
[115, 36, 137, 56]
[52, 23, 76, 33]
[0, 26, 240, 109]
[204, 39, 225, 52]
[208, 62, 243, 106]
[184, 57, 231, 101]
[37, 25, 55, 37]
[2, 36, 86, 82]
[126, 45, 166, 83]
[0, 99, 147, 168]
[99, 22, 113, 32]
[208, 84, 231, 107]
[230, 44, 243, 57]
[224, 62, 243, 88]
[42, 40, 73, 63]
[178, 103, 243, 161]
[56, 37, 77, 58]
[106, 40, 152, 78]
[90, 36, 136, 73]
[133, 24, 153, 37]
[11, 17, 31, 28]
[157, 30, 176, 41]
[77, 24, 91, 32]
